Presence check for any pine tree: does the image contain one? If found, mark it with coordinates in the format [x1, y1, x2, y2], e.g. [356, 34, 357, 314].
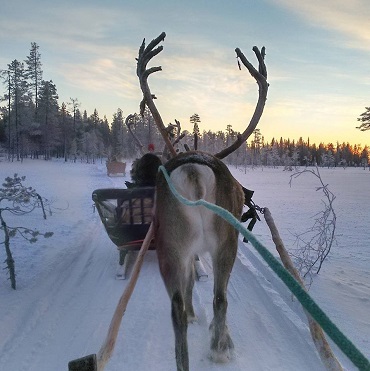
[24, 42, 43, 116]
[190, 113, 201, 150]
[356, 107, 370, 131]
[0, 69, 12, 158]
[111, 108, 125, 159]
[68, 97, 80, 133]
[7, 60, 29, 160]
[37, 80, 59, 159]
[59, 102, 73, 161]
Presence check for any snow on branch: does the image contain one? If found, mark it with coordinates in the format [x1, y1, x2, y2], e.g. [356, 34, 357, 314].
[288, 166, 337, 284]
[0, 174, 53, 289]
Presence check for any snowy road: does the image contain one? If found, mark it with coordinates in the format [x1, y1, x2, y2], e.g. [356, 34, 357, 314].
[0, 233, 326, 370]
[0, 159, 368, 370]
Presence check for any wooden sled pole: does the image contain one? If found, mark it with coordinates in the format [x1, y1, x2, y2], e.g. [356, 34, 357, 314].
[68, 223, 155, 371]
[263, 208, 343, 371]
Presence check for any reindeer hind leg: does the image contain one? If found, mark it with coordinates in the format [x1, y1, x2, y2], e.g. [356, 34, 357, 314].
[184, 256, 196, 322]
[157, 244, 190, 371]
[209, 238, 237, 363]
[172, 290, 189, 371]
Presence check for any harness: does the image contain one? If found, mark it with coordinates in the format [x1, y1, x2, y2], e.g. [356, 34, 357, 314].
[158, 151, 263, 238]
[241, 186, 263, 242]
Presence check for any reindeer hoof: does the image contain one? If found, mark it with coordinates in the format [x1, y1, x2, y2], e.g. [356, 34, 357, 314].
[186, 306, 197, 323]
[187, 313, 197, 323]
[209, 342, 235, 363]
[209, 331, 234, 363]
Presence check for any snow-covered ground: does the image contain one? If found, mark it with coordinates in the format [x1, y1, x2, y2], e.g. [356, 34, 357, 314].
[0, 158, 369, 371]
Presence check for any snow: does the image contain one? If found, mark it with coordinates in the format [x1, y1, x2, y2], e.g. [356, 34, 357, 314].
[0, 158, 369, 371]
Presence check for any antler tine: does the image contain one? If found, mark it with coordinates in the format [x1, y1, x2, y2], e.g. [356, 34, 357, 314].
[174, 119, 181, 136]
[215, 46, 269, 160]
[136, 32, 177, 158]
[137, 32, 165, 71]
[171, 119, 184, 145]
[142, 32, 166, 59]
[125, 114, 145, 155]
[161, 120, 185, 159]
[137, 46, 164, 80]
[255, 46, 267, 78]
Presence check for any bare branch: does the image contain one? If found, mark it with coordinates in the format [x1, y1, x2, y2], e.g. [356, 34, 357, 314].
[264, 208, 343, 371]
[289, 166, 337, 280]
[136, 32, 177, 158]
[215, 46, 269, 159]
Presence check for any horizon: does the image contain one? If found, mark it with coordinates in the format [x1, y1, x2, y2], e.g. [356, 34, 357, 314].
[1, 0, 370, 147]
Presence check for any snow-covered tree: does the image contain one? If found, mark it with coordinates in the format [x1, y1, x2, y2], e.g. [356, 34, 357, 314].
[0, 174, 53, 289]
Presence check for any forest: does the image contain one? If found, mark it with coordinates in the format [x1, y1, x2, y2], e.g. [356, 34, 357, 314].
[1, 42, 369, 169]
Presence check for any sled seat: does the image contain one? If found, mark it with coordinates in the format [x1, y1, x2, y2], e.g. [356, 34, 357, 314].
[92, 187, 155, 250]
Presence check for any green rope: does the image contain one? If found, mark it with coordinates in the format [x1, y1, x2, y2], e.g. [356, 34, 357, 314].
[158, 165, 370, 371]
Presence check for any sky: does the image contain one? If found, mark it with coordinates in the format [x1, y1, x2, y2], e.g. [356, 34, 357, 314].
[1, 0, 370, 146]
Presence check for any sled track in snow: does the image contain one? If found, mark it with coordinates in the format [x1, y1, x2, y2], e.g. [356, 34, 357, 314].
[0, 218, 117, 371]
[1, 161, 367, 370]
[0, 228, 327, 371]
[0, 201, 330, 371]
[93, 240, 327, 371]
[96, 164, 324, 369]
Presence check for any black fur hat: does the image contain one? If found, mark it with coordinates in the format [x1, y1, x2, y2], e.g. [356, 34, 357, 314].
[130, 153, 162, 187]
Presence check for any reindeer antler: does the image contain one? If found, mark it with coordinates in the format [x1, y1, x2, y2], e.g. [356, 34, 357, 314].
[125, 114, 145, 155]
[136, 34, 268, 160]
[215, 46, 269, 159]
[162, 119, 186, 159]
[167, 119, 183, 143]
[136, 32, 177, 157]
[171, 120, 185, 146]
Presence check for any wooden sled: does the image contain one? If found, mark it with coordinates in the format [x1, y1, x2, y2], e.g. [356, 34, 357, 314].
[106, 161, 126, 177]
[92, 186, 208, 280]
[92, 187, 155, 279]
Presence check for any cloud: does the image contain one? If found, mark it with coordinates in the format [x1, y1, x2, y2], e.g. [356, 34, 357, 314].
[0, 2, 140, 55]
[59, 46, 138, 96]
[270, 0, 370, 51]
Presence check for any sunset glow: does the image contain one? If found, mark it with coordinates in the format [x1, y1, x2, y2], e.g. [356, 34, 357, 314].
[1, 0, 369, 146]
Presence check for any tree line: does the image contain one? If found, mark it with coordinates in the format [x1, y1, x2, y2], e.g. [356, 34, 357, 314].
[213, 128, 370, 169]
[0, 42, 369, 168]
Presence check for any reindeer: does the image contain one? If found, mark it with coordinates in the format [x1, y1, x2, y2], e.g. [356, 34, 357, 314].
[137, 32, 268, 371]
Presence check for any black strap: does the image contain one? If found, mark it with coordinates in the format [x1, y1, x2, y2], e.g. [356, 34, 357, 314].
[240, 185, 263, 243]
